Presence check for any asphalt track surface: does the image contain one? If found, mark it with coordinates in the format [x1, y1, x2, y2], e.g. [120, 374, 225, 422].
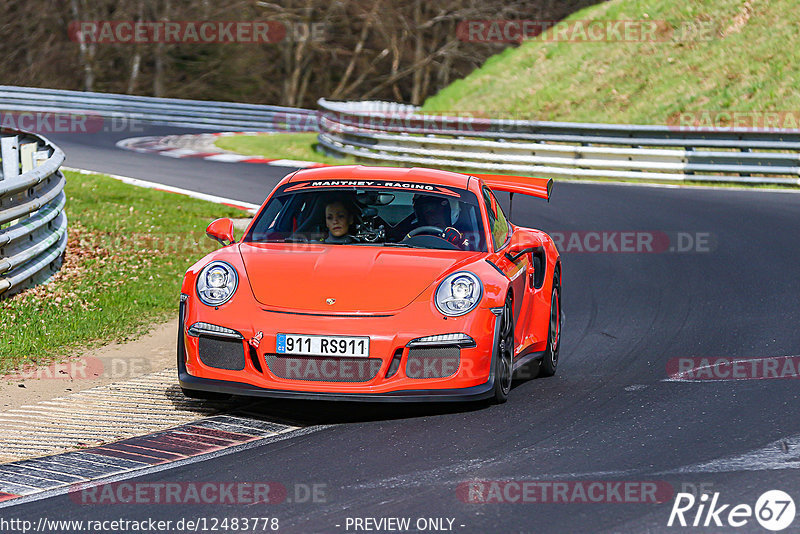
[48, 126, 291, 204]
[6, 126, 800, 533]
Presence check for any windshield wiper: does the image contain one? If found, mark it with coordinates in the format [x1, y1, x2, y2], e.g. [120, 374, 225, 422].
[245, 238, 304, 244]
[378, 242, 425, 249]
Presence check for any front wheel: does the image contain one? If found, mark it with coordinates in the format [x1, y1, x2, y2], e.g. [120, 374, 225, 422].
[491, 293, 514, 404]
[539, 273, 561, 377]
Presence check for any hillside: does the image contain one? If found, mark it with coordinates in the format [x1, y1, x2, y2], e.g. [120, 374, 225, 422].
[422, 0, 799, 126]
[0, 1, 599, 108]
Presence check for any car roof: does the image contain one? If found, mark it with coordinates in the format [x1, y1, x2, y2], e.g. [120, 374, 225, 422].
[287, 165, 472, 189]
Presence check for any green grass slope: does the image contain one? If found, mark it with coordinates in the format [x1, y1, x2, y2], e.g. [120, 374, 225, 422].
[423, 0, 799, 125]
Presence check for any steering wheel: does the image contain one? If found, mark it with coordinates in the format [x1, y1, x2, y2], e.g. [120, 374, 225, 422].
[406, 226, 445, 239]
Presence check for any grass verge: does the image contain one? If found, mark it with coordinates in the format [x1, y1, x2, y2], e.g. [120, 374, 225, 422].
[214, 132, 357, 165]
[0, 170, 242, 374]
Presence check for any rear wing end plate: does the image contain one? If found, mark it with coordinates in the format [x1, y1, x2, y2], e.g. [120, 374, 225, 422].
[471, 173, 553, 202]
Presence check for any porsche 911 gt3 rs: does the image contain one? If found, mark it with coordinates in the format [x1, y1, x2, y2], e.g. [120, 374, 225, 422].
[178, 166, 561, 403]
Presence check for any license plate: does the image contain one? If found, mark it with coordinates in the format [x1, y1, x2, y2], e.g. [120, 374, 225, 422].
[276, 334, 370, 357]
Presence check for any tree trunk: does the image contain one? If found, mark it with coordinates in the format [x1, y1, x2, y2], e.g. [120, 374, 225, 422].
[70, 0, 95, 91]
[410, 0, 424, 105]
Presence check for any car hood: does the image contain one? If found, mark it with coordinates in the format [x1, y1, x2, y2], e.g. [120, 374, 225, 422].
[238, 243, 483, 313]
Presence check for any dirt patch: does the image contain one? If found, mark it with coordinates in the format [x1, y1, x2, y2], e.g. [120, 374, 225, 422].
[722, 0, 755, 37]
[0, 319, 177, 411]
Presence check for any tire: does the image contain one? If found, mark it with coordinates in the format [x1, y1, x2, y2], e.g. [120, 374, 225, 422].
[492, 292, 515, 404]
[539, 272, 561, 377]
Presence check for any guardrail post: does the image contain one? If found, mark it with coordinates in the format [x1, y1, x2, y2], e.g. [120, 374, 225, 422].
[1, 135, 20, 180]
[20, 142, 37, 173]
[34, 150, 49, 167]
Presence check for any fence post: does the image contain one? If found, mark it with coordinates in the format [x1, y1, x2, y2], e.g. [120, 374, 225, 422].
[1, 135, 20, 180]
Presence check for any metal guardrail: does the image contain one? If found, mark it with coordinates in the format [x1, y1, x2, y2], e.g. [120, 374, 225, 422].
[0, 129, 67, 299]
[317, 99, 800, 185]
[0, 86, 318, 132]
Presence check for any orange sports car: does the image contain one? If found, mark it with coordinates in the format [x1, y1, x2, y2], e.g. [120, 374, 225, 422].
[178, 166, 561, 403]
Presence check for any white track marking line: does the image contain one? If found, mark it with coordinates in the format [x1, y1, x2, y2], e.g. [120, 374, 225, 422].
[663, 434, 800, 475]
[201, 153, 254, 162]
[662, 354, 800, 382]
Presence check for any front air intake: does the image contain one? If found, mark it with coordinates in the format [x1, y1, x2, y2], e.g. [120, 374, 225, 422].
[405, 347, 460, 379]
[264, 355, 382, 382]
[198, 336, 246, 371]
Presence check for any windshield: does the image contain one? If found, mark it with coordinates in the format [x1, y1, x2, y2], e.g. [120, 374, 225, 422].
[244, 181, 487, 251]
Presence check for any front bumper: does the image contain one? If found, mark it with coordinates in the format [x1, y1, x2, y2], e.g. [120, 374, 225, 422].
[178, 364, 496, 403]
[177, 298, 501, 402]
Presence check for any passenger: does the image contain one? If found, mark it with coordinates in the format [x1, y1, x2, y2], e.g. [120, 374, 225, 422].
[323, 200, 358, 244]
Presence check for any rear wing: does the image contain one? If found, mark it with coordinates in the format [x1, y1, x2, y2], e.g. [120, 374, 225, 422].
[471, 173, 553, 202]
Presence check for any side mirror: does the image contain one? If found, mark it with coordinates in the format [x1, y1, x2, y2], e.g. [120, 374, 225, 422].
[206, 218, 236, 246]
[505, 230, 543, 263]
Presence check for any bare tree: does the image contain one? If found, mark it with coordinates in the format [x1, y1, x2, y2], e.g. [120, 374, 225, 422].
[0, 0, 604, 106]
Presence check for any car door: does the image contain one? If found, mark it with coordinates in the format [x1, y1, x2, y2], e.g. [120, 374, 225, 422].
[482, 187, 531, 352]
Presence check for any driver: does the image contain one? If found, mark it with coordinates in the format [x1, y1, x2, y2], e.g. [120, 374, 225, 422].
[411, 194, 468, 249]
[413, 194, 451, 229]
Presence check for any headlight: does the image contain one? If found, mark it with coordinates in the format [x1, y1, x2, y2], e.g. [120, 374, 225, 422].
[434, 271, 482, 317]
[196, 261, 238, 306]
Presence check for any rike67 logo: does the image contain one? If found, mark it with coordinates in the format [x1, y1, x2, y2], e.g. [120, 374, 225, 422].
[668, 490, 796, 531]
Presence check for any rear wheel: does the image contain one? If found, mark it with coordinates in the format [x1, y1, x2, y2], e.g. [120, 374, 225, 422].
[492, 293, 514, 404]
[539, 272, 561, 377]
